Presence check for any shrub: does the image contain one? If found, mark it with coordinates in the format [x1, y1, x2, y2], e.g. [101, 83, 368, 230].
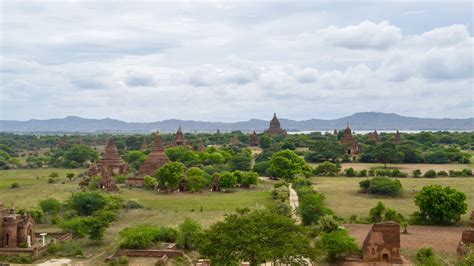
[317, 215, 340, 233]
[314, 161, 341, 176]
[358, 169, 367, 177]
[415, 247, 442, 266]
[344, 167, 356, 177]
[359, 177, 402, 197]
[414, 185, 467, 225]
[143, 175, 156, 190]
[177, 218, 203, 250]
[369, 201, 386, 223]
[39, 198, 62, 214]
[68, 191, 107, 216]
[296, 186, 332, 225]
[413, 169, 422, 178]
[123, 200, 144, 209]
[253, 161, 270, 176]
[114, 175, 127, 184]
[423, 169, 437, 178]
[391, 169, 407, 178]
[437, 170, 448, 177]
[316, 229, 359, 262]
[10, 182, 19, 188]
[48, 177, 56, 184]
[119, 225, 161, 249]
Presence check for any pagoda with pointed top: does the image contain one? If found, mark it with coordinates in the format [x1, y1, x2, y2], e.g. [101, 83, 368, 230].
[368, 130, 380, 142]
[264, 113, 287, 136]
[138, 132, 169, 176]
[394, 130, 401, 144]
[249, 130, 259, 146]
[174, 126, 186, 146]
[339, 123, 360, 155]
[197, 141, 206, 152]
[229, 135, 240, 146]
[87, 139, 127, 191]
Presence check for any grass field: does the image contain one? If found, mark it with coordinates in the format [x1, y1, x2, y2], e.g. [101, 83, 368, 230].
[309, 162, 473, 173]
[312, 176, 474, 221]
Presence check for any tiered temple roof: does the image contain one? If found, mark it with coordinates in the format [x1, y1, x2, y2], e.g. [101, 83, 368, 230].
[138, 132, 169, 176]
[264, 113, 287, 136]
[249, 130, 259, 146]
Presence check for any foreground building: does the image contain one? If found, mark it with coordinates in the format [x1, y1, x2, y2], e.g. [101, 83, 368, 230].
[0, 204, 35, 248]
[457, 211, 474, 255]
[362, 222, 403, 264]
[264, 113, 287, 136]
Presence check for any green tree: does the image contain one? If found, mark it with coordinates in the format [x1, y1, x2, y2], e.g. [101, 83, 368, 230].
[39, 198, 61, 215]
[165, 147, 200, 167]
[315, 229, 359, 262]
[198, 209, 316, 265]
[373, 142, 404, 168]
[268, 149, 312, 180]
[369, 201, 386, 223]
[66, 173, 75, 182]
[64, 144, 99, 166]
[186, 167, 209, 192]
[143, 175, 156, 190]
[68, 191, 107, 216]
[123, 150, 147, 171]
[218, 171, 237, 191]
[154, 162, 185, 192]
[259, 135, 272, 149]
[229, 149, 252, 171]
[313, 161, 341, 176]
[177, 218, 203, 250]
[414, 185, 467, 225]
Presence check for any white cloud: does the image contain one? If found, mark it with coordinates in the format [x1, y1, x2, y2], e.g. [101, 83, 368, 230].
[320, 20, 402, 50]
[0, 2, 472, 121]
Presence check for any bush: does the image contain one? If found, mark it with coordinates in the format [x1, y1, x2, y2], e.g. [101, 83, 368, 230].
[344, 167, 356, 177]
[68, 191, 107, 216]
[10, 182, 19, 188]
[109, 256, 129, 266]
[39, 198, 62, 214]
[414, 185, 467, 225]
[314, 161, 341, 176]
[415, 247, 442, 266]
[317, 215, 340, 233]
[143, 175, 156, 190]
[368, 201, 386, 223]
[316, 229, 359, 262]
[423, 169, 437, 178]
[296, 186, 332, 225]
[48, 177, 56, 184]
[253, 161, 270, 176]
[436, 170, 448, 177]
[119, 225, 162, 249]
[177, 218, 203, 250]
[359, 177, 402, 197]
[358, 169, 367, 177]
[114, 175, 127, 184]
[413, 169, 422, 178]
[391, 169, 407, 178]
[123, 200, 144, 209]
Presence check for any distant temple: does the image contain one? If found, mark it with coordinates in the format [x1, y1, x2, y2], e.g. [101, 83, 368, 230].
[174, 126, 186, 146]
[138, 132, 169, 176]
[0, 204, 35, 248]
[368, 130, 380, 142]
[249, 130, 259, 146]
[57, 134, 68, 147]
[339, 123, 360, 155]
[264, 113, 287, 136]
[394, 130, 401, 144]
[196, 141, 206, 152]
[229, 135, 240, 146]
[87, 139, 128, 191]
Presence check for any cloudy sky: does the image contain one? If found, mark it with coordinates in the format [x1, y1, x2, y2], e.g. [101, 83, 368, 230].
[1, 1, 473, 122]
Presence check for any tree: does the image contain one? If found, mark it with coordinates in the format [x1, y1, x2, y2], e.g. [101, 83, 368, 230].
[259, 135, 272, 149]
[240, 171, 258, 187]
[154, 162, 185, 192]
[268, 149, 312, 180]
[123, 150, 147, 171]
[229, 149, 252, 171]
[165, 147, 200, 167]
[368, 201, 386, 223]
[177, 218, 203, 250]
[423, 169, 437, 178]
[198, 209, 316, 265]
[313, 161, 341, 176]
[315, 229, 359, 262]
[414, 185, 467, 225]
[218, 171, 237, 191]
[66, 173, 75, 182]
[297, 186, 332, 225]
[39, 198, 61, 215]
[186, 167, 209, 192]
[305, 141, 343, 162]
[63, 144, 99, 166]
[359, 177, 402, 197]
[143, 175, 156, 190]
[68, 191, 107, 216]
[373, 142, 404, 168]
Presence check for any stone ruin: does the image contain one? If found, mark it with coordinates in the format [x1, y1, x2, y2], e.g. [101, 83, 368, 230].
[0, 204, 35, 248]
[249, 130, 259, 146]
[457, 211, 474, 256]
[87, 138, 128, 191]
[340, 123, 360, 156]
[362, 222, 403, 264]
[264, 113, 287, 136]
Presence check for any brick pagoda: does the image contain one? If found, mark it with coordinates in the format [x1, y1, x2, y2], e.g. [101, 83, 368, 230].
[264, 113, 287, 136]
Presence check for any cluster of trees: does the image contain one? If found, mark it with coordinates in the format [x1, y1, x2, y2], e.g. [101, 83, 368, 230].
[359, 177, 403, 197]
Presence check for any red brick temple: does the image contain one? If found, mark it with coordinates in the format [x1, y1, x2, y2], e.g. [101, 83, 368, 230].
[264, 113, 287, 136]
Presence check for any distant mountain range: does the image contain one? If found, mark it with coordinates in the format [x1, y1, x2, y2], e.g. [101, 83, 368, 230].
[0, 112, 472, 133]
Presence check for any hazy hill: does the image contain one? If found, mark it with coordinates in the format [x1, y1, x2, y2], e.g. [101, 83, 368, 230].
[0, 112, 472, 133]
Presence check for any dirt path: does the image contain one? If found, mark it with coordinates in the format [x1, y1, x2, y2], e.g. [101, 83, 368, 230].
[288, 184, 301, 224]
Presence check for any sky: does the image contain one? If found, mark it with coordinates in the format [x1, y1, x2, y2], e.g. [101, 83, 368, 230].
[0, 1, 473, 122]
